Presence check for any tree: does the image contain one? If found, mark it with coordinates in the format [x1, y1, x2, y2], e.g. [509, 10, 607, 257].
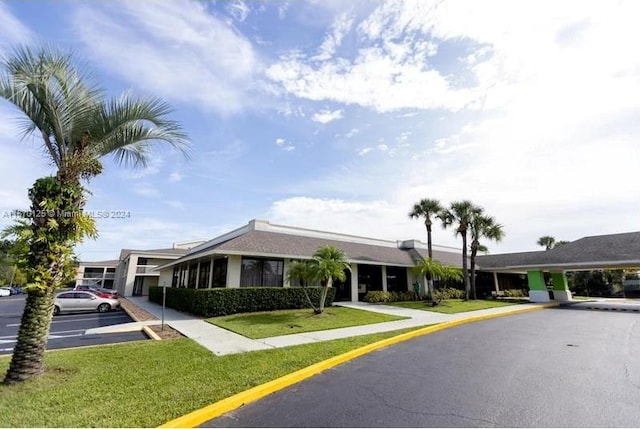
[285, 260, 321, 314]
[537, 236, 556, 250]
[408, 198, 442, 303]
[1, 46, 187, 384]
[438, 200, 476, 301]
[469, 211, 504, 299]
[412, 258, 462, 303]
[311, 245, 350, 314]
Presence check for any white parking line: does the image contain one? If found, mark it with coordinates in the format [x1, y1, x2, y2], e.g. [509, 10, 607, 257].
[0, 329, 85, 340]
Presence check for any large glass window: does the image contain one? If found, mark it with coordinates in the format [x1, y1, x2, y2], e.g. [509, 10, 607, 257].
[198, 261, 211, 289]
[187, 263, 198, 288]
[172, 267, 179, 287]
[213, 257, 227, 287]
[386, 266, 408, 292]
[240, 257, 284, 287]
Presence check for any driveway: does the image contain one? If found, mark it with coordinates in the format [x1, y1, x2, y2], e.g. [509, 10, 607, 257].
[0, 295, 147, 354]
[204, 307, 640, 427]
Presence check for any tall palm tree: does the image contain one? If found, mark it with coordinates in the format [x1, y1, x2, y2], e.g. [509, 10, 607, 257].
[312, 245, 350, 314]
[438, 200, 476, 301]
[469, 212, 504, 299]
[408, 198, 442, 302]
[537, 236, 556, 250]
[1, 46, 188, 384]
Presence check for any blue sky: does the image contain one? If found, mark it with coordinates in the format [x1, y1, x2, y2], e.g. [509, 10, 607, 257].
[1, 0, 640, 260]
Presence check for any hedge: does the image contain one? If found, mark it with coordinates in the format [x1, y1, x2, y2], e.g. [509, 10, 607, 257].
[363, 291, 417, 303]
[148, 286, 336, 318]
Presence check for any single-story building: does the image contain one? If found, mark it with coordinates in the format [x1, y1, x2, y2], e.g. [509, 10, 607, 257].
[155, 219, 463, 301]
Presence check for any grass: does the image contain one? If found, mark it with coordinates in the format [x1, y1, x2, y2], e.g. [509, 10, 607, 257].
[0, 326, 428, 428]
[207, 306, 407, 339]
[387, 298, 529, 314]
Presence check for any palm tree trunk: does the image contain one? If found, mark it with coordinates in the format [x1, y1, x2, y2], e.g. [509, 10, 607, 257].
[318, 278, 332, 314]
[426, 224, 436, 304]
[3, 176, 80, 384]
[470, 247, 478, 300]
[462, 233, 470, 301]
[301, 283, 321, 314]
[3, 290, 55, 384]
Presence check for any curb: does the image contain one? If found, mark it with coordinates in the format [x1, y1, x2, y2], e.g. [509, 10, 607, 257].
[143, 325, 162, 340]
[159, 302, 558, 428]
[119, 298, 142, 322]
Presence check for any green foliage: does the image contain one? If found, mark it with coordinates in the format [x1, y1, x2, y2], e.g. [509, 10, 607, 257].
[149, 286, 337, 318]
[413, 258, 463, 282]
[363, 290, 416, 303]
[433, 287, 466, 300]
[502, 289, 528, 298]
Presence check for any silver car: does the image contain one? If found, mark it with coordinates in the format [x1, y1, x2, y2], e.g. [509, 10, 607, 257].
[53, 290, 120, 315]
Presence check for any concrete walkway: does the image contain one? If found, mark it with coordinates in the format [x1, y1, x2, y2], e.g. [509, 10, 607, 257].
[92, 297, 553, 356]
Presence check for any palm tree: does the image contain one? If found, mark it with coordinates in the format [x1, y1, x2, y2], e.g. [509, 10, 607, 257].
[285, 260, 321, 314]
[1, 46, 188, 384]
[469, 212, 504, 299]
[412, 258, 462, 304]
[311, 245, 350, 314]
[537, 236, 556, 250]
[438, 200, 476, 301]
[408, 198, 443, 303]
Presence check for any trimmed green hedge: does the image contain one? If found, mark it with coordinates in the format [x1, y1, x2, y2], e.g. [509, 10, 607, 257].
[148, 286, 336, 318]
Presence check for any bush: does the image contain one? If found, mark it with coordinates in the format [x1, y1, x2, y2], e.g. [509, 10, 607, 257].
[363, 290, 419, 303]
[503, 288, 528, 298]
[433, 287, 466, 300]
[148, 286, 336, 318]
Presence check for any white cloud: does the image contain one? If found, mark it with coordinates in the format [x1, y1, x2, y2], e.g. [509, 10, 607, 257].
[226, 0, 251, 22]
[282, 146, 295, 152]
[0, 3, 32, 52]
[312, 13, 353, 61]
[275, 138, 285, 146]
[168, 172, 183, 183]
[132, 183, 160, 198]
[164, 200, 185, 209]
[358, 147, 372, 156]
[74, 1, 259, 115]
[312, 109, 344, 124]
[344, 128, 359, 138]
[377, 144, 388, 151]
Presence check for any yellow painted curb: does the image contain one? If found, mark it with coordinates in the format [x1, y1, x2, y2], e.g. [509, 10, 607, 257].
[159, 302, 558, 428]
[143, 325, 162, 341]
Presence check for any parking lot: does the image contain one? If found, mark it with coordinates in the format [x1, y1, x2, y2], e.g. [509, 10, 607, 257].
[0, 295, 148, 355]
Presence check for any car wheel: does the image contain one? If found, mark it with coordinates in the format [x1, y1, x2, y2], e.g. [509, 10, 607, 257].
[97, 303, 111, 313]
[53, 305, 60, 316]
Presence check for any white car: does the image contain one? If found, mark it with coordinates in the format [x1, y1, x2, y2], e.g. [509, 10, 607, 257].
[53, 290, 120, 315]
[0, 287, 10, 297]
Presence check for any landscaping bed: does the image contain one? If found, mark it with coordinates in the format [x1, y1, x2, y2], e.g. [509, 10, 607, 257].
[388, 299, 529, 314]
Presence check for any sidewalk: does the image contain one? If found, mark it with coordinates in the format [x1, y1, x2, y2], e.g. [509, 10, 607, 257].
[102, 297, 554, 356]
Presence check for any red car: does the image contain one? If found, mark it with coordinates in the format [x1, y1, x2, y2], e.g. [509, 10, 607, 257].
[74, 285, 118, 299]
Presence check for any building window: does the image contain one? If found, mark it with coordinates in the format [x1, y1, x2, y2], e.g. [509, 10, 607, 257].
[386, 266, 408, 292]
[188, 263, 198, 288]
[240, 257, 283, 287]
[106, 267, 116, 273]
[138, 258, 148, 265]
[198, 261, 211, 289]
[172, 267, 179, 287]
[213, 258, 227, 288]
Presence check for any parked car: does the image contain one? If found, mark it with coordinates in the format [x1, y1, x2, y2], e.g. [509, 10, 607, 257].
[0, 287, 10, 297]
[74, 285, 118, 299]
[53, 290, 120, 315]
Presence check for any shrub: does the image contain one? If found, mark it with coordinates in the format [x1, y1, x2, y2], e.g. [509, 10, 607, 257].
[503, 288, 528, 298]
[433, 287, 466, 300]
[148, 286, 336, 318]
[363, 290, 420, 303]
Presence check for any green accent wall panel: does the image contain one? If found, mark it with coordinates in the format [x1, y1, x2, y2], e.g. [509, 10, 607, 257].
[528, 270, 546, 291]
[551, 272, 569, 291]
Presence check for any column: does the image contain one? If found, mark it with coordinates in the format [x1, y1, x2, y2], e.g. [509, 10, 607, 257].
[208, 259, 214, 288]
[195, 261, 200, 289]
[350, 263, 359, 302]
[493, 272, 500, 293]
[527, 270, 550, 302]
[381, 266, 388, 292]
[551, 272, 572, 301]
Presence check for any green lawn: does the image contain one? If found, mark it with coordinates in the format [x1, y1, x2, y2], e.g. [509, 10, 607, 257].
[0, 327, 427, 428]
[207, 306, 407, 339]
[387, 298, 528, 314]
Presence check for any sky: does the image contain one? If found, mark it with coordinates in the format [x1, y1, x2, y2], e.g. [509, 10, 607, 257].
[1, 0, 639, 261]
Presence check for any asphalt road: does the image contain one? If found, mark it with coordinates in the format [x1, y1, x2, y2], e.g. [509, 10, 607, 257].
[0, 295, 147, 354]
[204, 308, 640, 428]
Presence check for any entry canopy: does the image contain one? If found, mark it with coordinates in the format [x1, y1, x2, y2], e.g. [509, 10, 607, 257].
[477, 231, 640, 272]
